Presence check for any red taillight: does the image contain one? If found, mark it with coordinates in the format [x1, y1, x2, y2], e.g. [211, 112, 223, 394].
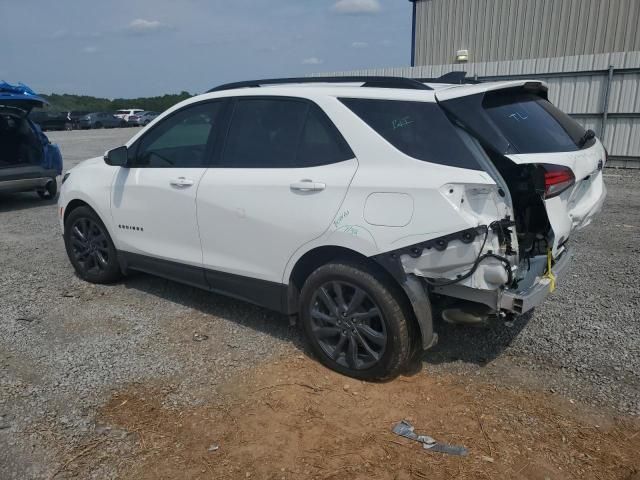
[542, 164, 575, 199]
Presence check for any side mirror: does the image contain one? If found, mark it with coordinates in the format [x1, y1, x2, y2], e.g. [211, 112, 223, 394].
[104, 146, 128, 167]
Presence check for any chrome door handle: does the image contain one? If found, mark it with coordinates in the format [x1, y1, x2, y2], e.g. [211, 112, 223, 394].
[290, 179, 326, 192]
[170, 177, 194, 187]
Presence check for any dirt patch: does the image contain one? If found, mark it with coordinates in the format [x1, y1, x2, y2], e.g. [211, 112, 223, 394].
[57, 355, 639, 480]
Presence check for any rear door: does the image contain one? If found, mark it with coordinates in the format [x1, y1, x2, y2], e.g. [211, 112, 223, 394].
[437, 83, 607, 252]
[197, 96, 358, 286]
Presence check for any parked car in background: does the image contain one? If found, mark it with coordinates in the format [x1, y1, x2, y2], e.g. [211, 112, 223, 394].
[128, 111, 159, 126]
[78, 112, 126, 129]
[68, 111, 91, 130]
[0, 82, 62, 199]
[126, 113, 142, 126]
[114, 109, 143, 123]
[29, 110, 71, 131]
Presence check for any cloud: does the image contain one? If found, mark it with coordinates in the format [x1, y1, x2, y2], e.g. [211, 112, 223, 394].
[82, 46, 98, 54]
[332, 0, 381, 15]
[126, 19, 170, 34]
[351, 41, 368, 48]
[302, 57, 324, 65]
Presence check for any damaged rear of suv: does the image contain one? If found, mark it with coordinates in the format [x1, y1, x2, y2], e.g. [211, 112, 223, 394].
[416, 80, 606, 322]
[325, 78, 605, 377]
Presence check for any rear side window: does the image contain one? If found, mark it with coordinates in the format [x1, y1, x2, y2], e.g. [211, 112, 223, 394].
[339, 98, 482, 170]
[482, 91, 591, 153]
[220, 98, 353, 168]
[297, 105, 354, 167]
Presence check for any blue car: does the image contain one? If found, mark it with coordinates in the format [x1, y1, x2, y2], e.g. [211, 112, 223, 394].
[0, 82, 63, 199]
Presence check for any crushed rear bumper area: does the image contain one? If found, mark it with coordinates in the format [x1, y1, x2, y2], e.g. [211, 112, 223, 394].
[499, 247, 571, 314]
[430, 247, 572, 315]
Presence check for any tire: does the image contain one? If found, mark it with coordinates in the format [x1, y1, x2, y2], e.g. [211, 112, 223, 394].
[93, 122, 103, 129]
[37, 178, 58, 200]
[63, 206, 122, 284]
[299, 261, 413, 381]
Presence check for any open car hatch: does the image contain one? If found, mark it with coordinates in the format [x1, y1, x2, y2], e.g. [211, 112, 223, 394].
[0, 81, 48, 113]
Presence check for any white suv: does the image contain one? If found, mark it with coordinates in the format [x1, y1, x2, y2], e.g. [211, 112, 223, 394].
[58, 76, 606, 380]
[114, 109, 144, 122]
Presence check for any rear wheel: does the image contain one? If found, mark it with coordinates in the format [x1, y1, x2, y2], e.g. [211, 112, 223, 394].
[37, 178, 57, 200]
[299, 261, 412, 380]
[64, 206, 121, 284]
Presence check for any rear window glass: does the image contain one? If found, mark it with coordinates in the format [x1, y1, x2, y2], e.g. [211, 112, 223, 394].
[482, 91, 591, 153]
[339, 98, 482, 170]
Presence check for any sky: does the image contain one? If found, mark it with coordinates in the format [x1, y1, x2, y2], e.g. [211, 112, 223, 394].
[0, 0, 412, 98]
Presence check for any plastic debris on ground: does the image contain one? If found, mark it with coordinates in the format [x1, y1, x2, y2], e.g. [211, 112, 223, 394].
[392, 420, 469, 456]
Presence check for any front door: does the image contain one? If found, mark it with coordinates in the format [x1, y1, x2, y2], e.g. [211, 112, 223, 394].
[110, 100, 227, 285]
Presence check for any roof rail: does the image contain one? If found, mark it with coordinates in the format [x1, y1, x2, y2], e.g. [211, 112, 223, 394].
[207, 76, 433, 93]
[418, 71, 480, 85]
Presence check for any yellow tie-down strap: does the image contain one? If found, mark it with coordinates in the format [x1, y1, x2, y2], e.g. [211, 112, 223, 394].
[544, 248, 556, 293]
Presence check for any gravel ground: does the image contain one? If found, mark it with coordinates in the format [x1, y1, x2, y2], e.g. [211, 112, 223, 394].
[1, 128, 639, 478]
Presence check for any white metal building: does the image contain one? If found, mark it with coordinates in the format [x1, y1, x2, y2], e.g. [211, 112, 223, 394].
[324, 0, 640, 167]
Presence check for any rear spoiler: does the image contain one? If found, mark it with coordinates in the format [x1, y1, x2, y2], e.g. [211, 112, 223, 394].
[434, 80, 548, 101]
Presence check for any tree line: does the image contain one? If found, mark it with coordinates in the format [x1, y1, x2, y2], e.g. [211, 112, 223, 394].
[40, 91, 194, 113]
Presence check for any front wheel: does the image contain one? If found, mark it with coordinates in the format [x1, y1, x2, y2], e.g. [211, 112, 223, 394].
[63, 206, 122, 284]
[299, 261, 413, 380]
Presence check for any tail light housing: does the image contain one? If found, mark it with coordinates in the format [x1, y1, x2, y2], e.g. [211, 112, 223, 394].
[542, 164, 575, 199]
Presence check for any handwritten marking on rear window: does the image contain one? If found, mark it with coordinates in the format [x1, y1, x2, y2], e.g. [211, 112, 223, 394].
[508, 111, 529, 122]
[392, 116, 413, 130]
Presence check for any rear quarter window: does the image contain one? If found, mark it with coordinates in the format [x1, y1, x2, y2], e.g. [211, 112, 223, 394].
[339, 98, 482, 170]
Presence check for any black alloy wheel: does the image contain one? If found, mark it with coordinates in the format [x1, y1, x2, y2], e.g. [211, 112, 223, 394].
[69, 217, 110, 275]
[309, 281, 387, 370]
[64, 206, 122, 284]
[300, 262, 413, 380]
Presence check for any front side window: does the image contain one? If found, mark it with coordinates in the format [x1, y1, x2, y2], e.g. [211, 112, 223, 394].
[220, 98, 353, 168]
[133, 101, 223, 168]
[340, 98, 482, 170]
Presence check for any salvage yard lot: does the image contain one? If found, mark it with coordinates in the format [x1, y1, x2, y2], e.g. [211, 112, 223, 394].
[1, 128, 639, 479]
